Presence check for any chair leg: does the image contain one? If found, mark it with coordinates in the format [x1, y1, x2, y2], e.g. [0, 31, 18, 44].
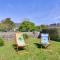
[17, 46, 18, 53]
[41, 44, 42, 49]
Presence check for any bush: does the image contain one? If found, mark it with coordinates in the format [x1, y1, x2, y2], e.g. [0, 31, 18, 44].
[0, 37, 4, 46]
[41, 28, 60, 41]
[48, 28, 59, 40]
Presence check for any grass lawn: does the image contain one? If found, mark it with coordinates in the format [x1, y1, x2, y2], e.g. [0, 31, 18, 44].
[0, 38, 60, 60]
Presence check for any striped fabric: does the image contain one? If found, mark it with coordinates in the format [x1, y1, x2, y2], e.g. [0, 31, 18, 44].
[41, 33, 49, 45]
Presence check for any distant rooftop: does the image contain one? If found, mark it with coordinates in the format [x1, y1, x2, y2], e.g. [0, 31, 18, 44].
[48, 23, 60, 28]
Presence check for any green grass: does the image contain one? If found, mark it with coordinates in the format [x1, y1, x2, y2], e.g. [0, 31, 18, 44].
[0, 38, 60, 60]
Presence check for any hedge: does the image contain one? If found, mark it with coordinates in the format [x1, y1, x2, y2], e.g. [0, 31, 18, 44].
[41, 28, 60, 41]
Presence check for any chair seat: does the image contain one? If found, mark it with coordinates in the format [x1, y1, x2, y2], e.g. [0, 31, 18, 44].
[17, 40, 25, 46]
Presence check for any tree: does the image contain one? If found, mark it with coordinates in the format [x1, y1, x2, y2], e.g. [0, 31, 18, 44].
[1, 18, 15, 31]
[19, 19, 35, 32]
[0, 23, 5, 31]
[40, 24, 48, 30]
[35, 26, 41, 31]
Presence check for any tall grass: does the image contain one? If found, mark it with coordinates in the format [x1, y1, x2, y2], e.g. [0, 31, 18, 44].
[0, 37, 4, 46]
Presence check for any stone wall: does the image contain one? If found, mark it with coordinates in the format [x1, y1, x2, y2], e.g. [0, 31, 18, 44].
[0, 32, 40, 40]
[0, 32, 16, 40]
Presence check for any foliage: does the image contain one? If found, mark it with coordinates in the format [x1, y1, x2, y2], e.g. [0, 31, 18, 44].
[40, 24, 48, 30]
[19, 19, 35, 32]
[35, 26, 41, 31]
[48, 28, 60, 41]
[0, 18, 48, 32]
[0, 18, 15, 31]
[0, 37, 4, 46]
[35, 25, 48, 32]
[42, 28, 60, 41]
[23, 33, 29, 39]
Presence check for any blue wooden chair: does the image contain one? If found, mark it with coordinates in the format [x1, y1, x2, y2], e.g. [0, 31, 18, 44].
[40, 33, 50, 48]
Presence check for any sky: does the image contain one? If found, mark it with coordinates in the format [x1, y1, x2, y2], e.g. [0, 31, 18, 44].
[0, 0, 60, 25]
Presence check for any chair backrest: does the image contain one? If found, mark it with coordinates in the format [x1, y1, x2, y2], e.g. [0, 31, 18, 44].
[16, 32, 23, 41]
[16, 32, 25, 46]
[41, 33, 49, 44]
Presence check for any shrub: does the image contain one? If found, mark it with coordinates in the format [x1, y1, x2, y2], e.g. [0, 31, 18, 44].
[48, 28, 60, 40]
[40, 28, 60, 41]
[0, 37, 4, 46]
